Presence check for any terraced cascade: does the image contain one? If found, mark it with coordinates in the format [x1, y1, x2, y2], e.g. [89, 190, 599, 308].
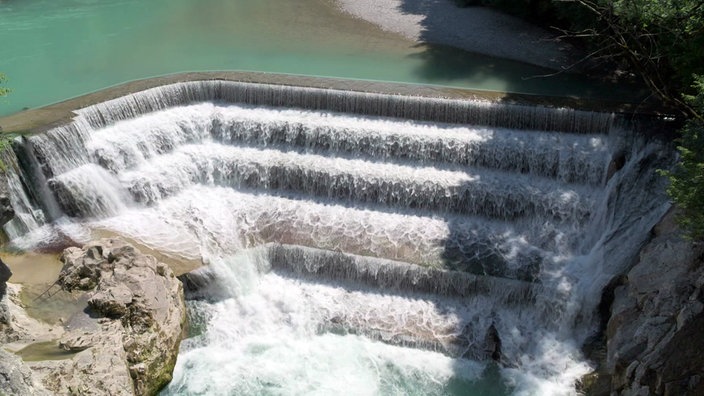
[3, 81, 671, 395]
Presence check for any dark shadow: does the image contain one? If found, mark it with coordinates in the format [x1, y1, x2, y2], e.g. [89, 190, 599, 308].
[395, 0, 649, 103]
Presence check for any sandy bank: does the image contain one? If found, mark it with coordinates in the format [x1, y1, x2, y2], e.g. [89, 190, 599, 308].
[335, 0, 575, 70]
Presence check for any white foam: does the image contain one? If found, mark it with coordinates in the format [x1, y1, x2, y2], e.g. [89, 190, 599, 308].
[8, 98, 670, 395]
[164, 252, 591, 395]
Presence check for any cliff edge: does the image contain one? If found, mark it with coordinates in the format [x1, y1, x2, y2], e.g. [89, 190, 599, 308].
[589, 209, 704, 395]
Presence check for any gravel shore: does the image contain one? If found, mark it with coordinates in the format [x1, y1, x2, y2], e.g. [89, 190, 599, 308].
[335, 0, 575, 70]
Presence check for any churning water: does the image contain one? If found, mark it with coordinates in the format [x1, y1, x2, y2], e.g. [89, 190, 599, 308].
[4, 81, 671, 395]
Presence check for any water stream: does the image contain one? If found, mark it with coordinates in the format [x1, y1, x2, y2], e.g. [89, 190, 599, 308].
[3, 81, 672, 395]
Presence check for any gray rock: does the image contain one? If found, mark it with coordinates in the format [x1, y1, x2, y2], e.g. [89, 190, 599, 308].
[0, 258, 12, 330]
[0, 147, 18, 228]
[0, 257, 11, 297]
[0, 193, 13, 227]
[26, 238, 186, 395]
[601, 209, 704, 395]
[31, 323, 134, 396]
[0, 349, 50, 396]
[58, 331, 98, 352]
[88, 283, 134, 318]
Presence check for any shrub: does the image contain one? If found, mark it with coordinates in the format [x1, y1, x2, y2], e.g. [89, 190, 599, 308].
[662, 76, 704, 240]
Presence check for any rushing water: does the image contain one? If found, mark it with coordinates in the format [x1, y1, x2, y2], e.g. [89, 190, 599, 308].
[3, 82, 671, 395]
[0, 0, 644, 117]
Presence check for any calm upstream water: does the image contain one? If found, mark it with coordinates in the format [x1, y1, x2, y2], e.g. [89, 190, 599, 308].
[0, 0, 638, 117]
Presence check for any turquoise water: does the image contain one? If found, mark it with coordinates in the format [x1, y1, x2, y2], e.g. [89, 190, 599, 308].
[1, 0, 637, 116]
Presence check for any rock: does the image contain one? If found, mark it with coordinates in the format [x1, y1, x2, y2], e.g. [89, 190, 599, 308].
[26, 238, 186, 395]
[606, 151, 627, 182]
[31, 323, 135, 396]
[57, 245, 109, 291]
[1, 258, 12, 330]
[0, 147, 18, 229]
[0, 283, 61, 346]
[58, 331, 99, 352]
[0, 297, 10, 332]
[88, 283, 134, 318]
[0, 349, 50, 396]
[0, 257, 11, 297]
[601, 209, 704, 395]
[0, 161, 16, 228]
[0, 193, 14, 227]
[484, 323, 502, 362]
[0, 282, 52, 396]
[657, 314, 704, 395]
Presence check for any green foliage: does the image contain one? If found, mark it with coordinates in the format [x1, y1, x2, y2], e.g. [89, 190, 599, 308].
[662, 76, 704, 240]
[607, 0, 704, 99]
[455, 0, 704, 238]
[0, 135, 14, 173]
[594, 0, 704, 239]
[0, 73, 9, 97]
[454, 1, 704, 115]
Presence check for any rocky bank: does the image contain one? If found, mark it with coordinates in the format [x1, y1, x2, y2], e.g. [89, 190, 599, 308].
[0, 238, 186, 395]
[587, 209, 704, 395]
[1, 252, 41, 394]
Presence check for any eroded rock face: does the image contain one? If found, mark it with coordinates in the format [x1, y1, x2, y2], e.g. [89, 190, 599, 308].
[0, 258, 12, 328]
[26, 238, 187, 395]
[0, 349, 49, 396]
[0, 282, 53, 395]
[604, 210, 704, 395]
[0, 171, 15, 228]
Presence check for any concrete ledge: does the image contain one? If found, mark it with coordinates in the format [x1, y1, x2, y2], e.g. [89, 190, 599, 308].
[0, 71, 658, 134]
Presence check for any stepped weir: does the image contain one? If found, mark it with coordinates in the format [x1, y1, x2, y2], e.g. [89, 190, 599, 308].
[1, 80, 672, 394]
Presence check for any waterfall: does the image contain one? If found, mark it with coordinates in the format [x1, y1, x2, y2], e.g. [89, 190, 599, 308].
[0, 143, 45, 239]
[180, 243, 543, 302]
[75, 81, 615, 133]
[3, 81, 673, 395]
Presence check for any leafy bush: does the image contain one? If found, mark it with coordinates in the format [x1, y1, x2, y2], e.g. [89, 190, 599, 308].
[0, 73, 9, 97]
[458, 0, 704, 238]
[663, 76, 704, 240]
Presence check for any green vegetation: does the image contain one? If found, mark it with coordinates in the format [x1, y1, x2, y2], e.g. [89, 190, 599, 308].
[456, 1, 703, 111]
[558, 1, 703, 118]
[461, 0, 704, 239]
[0, 135, 14, 172]
[562, 0, 704, 240]
[0, 73, 9, 97]
[661, 77, 704, 239]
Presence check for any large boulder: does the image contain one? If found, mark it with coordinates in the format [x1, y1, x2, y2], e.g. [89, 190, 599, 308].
[26, 238, 186, 395]
[0, 349, 49, 396]
[0, 258, 11, 296]
[0, 257, 12, 328]
[0, 282, 52, 395]
[603, 209, 704, 395]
